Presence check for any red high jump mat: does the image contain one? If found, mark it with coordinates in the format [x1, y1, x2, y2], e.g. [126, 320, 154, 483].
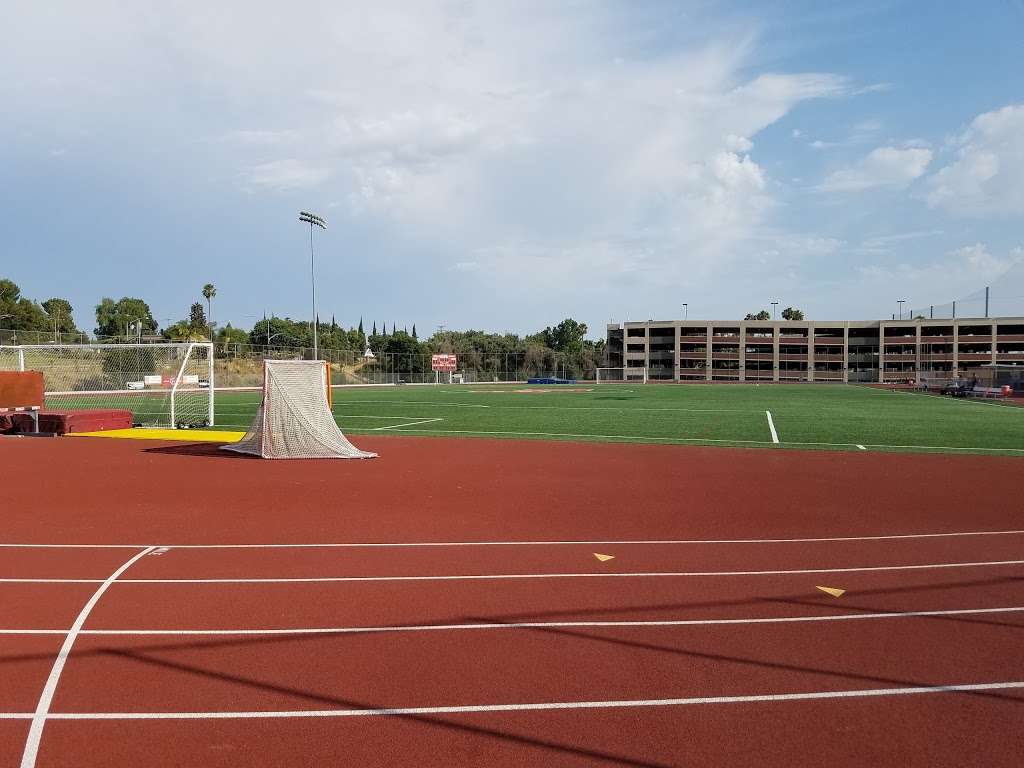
[1, 409, 133, 435]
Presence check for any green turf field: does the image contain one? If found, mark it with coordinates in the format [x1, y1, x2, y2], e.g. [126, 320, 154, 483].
[196, 383, 1024, 456]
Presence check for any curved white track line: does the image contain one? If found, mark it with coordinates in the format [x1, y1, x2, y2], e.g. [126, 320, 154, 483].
[19, 547, 155, 768]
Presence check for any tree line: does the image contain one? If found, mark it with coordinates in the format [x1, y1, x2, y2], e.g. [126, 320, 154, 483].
[744, 307, 805, 321]
[1, 277, 605, 374]
[0, 278, 83, 340]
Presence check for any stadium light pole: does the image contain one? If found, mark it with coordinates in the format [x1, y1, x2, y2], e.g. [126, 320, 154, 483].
[299, 211, 327, 360]
[897, 299, 906, 321]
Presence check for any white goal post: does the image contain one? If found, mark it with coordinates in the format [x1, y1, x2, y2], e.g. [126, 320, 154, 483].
[0, 343, 214, 428]
[596, 367, 648, 384]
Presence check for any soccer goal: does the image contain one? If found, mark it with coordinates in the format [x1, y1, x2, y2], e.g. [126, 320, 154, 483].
[224, 359, 376, 459]
[0, 343, 213, 428]
[596, 367, 648, 383]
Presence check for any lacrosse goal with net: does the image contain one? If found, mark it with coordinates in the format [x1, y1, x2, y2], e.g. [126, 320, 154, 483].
[224, 359, 376, 459]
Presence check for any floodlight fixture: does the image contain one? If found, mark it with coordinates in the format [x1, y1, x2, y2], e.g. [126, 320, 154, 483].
[299, 211, 328, 359]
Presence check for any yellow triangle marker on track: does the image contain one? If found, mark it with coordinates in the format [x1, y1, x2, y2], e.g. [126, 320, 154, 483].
[593, 553, 615, 562]
[816, 586, 846, 598]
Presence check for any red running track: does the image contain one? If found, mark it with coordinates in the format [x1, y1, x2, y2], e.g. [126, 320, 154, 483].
[1, 435, 1023, 766]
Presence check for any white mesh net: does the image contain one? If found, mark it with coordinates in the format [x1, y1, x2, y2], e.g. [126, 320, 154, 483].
[224, 360, 376, 459]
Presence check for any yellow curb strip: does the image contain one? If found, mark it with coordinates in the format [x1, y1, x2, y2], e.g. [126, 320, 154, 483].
[68, 429, 245, 443]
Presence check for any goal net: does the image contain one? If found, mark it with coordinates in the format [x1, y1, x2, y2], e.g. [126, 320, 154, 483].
[223, 359, 376, 459]
[595, 367, 625, 383]
[0, 343, 213, 428]
[596, 367, 649, 383]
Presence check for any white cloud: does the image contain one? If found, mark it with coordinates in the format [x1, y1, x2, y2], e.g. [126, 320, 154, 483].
[724, 134, 753, 152]
[221, 129, 299, 146]
[0, 1, 891, 326]
[855, 229, 944, 255]
[926, 104, 1024, 217]
[852, 82, 892, 95]
[819, 146, 932, 192]
[244, 159, 329, 191]
[851, 118, 882, 133]
[856, 243, 1023, 294]
[946, 243, 1023, 274]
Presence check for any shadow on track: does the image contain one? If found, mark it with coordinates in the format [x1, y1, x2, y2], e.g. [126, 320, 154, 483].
[87, 647, 675, 768]
[2, 576, 1022, 765]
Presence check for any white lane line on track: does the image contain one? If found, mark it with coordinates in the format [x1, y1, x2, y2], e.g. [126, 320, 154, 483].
[2, 681, 1022, 720]
[4, 606, 1023, 637]
[373, 417, 444, 431]
[858, 442, 1024, 452]
[856, 444, 867, 450]
[6, 559, 1023, 584]
[4, 529, 1024, 549]
[766, 410, 779, 444]
[18, 546, 155, 768]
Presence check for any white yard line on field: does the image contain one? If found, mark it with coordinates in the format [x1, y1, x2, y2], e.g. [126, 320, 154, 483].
[373, 418, 445, 431]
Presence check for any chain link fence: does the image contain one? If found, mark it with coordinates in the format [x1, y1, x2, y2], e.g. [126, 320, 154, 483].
[215, 342, 598, 387]
[2, 329, 602, 388]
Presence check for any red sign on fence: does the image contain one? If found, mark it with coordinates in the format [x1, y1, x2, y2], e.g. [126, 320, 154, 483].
[431, 354, 457, 372]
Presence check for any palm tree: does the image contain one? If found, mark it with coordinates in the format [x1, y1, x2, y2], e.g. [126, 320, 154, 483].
[202, 284, 216, 338]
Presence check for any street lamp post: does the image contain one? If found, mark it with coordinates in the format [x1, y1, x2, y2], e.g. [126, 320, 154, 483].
[771, 301, 779, 320]
[298, 211, 327, 360]
[897, 299, 906, 321]
[682, 303, 688, 321]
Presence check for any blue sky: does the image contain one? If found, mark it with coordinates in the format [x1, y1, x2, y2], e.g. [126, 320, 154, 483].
[3, 0, 1024, 336]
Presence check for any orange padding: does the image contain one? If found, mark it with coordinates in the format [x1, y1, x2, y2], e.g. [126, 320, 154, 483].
[0, 371, 44, 409]
[325, 361, 333, 408]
